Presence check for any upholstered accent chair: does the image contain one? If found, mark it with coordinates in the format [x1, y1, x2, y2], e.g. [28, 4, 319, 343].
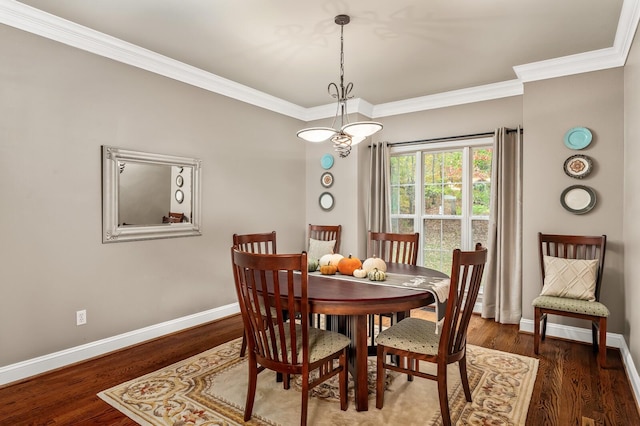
[532, 232, 608, 367]
[231, 248, 349, 425]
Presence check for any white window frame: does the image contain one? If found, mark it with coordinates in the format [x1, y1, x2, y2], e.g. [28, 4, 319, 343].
[390, 137, 493, 266]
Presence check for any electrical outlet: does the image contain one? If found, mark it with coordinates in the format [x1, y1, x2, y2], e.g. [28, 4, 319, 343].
[76, 309, 87, 326]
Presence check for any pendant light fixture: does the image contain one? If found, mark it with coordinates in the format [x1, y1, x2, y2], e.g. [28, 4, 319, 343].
[297, 14, 383, 158]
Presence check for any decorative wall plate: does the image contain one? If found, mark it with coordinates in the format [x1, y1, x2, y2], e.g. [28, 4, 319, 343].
[319, 192, 334, 211]
[321, 153, 334, 170]
[563, 127, 592, 150]
[321, 172, 334, 188]
[560, 185, 596, 214]
[175, 189, 184, 204]
[176, 175, 184, 187]
[563, 154, 593, 179]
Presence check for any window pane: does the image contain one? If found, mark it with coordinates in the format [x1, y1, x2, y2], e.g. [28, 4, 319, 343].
[423, 219, 461, 273]
[390, 155, 415, 215]
[471, 219, 489, 248]
[423, 151, 462, 215]
[472, 148, 492, 216]
[391, 218, 414, 234]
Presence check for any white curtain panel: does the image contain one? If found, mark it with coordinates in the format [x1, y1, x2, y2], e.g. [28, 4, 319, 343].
[368, 142, 391, 233]
[482, 127, 523, 324]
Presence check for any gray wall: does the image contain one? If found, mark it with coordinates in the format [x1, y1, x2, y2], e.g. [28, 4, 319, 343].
[0, 25, 305, 366]
[624, 27, 640, 374]
[522, 69, 625, 333]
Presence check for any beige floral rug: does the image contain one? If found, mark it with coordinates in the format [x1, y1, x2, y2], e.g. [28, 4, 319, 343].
[98, 338, 538, 425]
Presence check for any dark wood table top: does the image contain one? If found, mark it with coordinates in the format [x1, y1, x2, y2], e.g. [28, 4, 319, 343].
[299, 263, 448, 315]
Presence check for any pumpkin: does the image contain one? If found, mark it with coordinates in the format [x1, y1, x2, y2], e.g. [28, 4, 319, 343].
[337, 254, 362, 276]
[368, 268, 386, 281]
[319, 253, 343, 267]
[362, 256, 387, 273]
[352, 268, 368, 278]
[319, 253, 334, 267]
[308, 258, 319, 272]
[320, 264, 338, 275]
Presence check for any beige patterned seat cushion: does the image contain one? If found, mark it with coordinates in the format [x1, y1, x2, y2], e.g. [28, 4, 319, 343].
[375, 317, 440, 355]
[540, 256, 598, 301]
[532, 295, 609, 317]
[273, 324, 350, 363]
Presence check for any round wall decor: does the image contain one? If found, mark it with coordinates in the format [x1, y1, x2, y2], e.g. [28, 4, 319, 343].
[321, 172, 334, 188]
[319, 192, 334, 211]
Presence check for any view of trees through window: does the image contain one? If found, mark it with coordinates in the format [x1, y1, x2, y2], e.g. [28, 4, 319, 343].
[390, 139, 492, 274]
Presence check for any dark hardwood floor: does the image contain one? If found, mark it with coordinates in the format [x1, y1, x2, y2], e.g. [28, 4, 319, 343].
[0, 312, 638, 425]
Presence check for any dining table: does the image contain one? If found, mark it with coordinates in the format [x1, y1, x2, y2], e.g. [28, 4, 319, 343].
[287, 262, 449, 412]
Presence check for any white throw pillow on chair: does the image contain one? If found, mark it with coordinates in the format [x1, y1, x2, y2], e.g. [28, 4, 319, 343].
[540, 255, 598, 301]
[307, 238, 336, 262]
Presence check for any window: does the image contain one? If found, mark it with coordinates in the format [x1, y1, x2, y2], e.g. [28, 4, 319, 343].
[390, 138, 492, 274]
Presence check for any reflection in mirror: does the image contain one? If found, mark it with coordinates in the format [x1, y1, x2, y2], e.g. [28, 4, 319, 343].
[102, 146, 202, 243]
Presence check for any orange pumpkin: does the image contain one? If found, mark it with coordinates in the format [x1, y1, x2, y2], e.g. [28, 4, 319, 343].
[337, 254, 362, 276]
[320, 264, 338, 275]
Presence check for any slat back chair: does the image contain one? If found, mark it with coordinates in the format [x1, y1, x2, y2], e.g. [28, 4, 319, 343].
[368, 231, 420, 344]
[368, 231, 419, 265]
[308, 224, 342, 329]
[231, 248, 349, 425]
[308, 224, 341, 254]
[533, 232, 608, 367]
[232, 231, 277, 357]
[375, 243, 487, 426]
[233, 231, 277, 255]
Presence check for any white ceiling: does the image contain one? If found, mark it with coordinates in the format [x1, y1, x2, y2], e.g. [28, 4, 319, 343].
[4, 0, 636, 115]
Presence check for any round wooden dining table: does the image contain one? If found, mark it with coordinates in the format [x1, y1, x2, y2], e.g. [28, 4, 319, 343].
[303, 263, 448, 412]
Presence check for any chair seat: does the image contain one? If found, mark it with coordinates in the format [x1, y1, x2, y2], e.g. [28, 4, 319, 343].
[375, 317, 440, 355]
[532, 295, 610, 317]
[276, 325, 351, 363]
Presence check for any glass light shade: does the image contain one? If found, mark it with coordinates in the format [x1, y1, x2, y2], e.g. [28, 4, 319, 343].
[349, 134, 366, 145]
[342, 121, 383, 138]
[297, 127, 338, 143]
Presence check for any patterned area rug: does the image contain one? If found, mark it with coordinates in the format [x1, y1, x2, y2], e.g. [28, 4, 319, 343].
[98, 338, 538, 425]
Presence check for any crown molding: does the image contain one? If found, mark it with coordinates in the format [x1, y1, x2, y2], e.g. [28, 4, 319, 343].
[515, 0, 640, 83]
[0, 0, 307, 120]
[373, 80, 524, 118]
[2, 0, 639, 122]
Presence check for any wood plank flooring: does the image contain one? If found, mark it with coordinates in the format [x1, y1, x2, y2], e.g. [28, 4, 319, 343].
[0, 312, 638, 425]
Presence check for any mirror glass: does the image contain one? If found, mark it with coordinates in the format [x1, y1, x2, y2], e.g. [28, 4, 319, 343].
[102, 146, 202, 243]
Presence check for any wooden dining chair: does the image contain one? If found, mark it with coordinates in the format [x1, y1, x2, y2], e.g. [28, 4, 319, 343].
[308, 224, 342, 328]
[232, 231, 277, 357]
[367, 231, 420, 344]
[532, 233, 608, 368]
[308, 224, 342, 254]
[375, 243, 487, 426]
[231, 248, 349, 425]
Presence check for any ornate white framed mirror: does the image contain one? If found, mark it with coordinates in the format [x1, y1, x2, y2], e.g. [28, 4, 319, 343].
[102, 145, 202, 243]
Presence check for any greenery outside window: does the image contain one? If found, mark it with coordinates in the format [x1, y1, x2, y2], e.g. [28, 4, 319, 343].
[390, 137, 493, 274]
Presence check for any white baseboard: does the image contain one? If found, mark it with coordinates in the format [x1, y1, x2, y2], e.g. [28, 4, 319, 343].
[520, 318, 640, 408]
[0, 303, 241, 386]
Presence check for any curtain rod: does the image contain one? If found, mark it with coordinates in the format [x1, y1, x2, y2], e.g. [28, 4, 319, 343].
[382, 127, 522, 148]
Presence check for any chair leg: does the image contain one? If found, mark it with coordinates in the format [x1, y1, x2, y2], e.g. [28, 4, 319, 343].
[459, 354, 472, 402]
[598, 317, 608, 368]
[239, 332, 247, 357]
[339, 350, 348, 411]
[541, 313, 548, 341]
[376, 345, 386, 409]
[300, 371, 309, 426]
[437, 363, 452, 426]
[244, 357, 258, 421]
[592, 322, 599, 353]
[533, 307, 541, 355]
